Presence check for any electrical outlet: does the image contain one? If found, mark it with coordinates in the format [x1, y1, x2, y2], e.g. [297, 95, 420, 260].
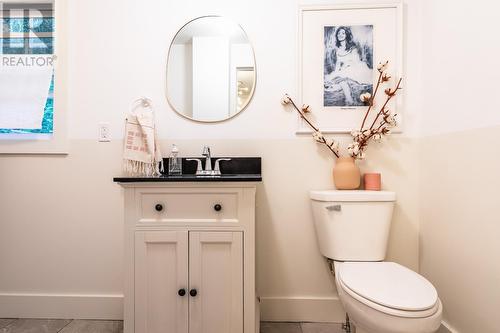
[98, 122, 111, 142]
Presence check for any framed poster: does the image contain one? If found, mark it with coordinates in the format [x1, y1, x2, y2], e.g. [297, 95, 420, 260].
[0, 0, 68, 154]
[0, 2, 54, 134]
[298, 3, 403, 133]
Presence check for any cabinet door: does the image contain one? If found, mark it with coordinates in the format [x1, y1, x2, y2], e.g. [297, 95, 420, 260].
[135, 231, 188, 333]
[189, 232, 243, 333]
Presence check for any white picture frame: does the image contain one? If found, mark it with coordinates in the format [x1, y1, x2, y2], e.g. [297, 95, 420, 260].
[297, 3, 403, 134]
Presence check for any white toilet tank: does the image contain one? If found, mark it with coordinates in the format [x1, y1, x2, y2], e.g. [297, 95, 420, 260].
[310, 190, 396, 261]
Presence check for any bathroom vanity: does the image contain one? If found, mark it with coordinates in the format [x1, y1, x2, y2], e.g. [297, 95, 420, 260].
[115, 12, 260, 332]
[114, 159, 261, 333]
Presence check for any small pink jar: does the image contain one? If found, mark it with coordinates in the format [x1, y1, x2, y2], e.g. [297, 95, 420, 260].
[364, 173, 381, 191]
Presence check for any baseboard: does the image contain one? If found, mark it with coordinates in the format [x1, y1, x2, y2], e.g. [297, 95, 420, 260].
[259, 296, 345, 323]
[437, 320, 458, 333]
[0, 292, 457, 332]
[260, 297, 459, 333]
[0, 293, 123, 319]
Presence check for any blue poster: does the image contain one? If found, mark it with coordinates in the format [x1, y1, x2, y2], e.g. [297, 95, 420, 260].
[0, 2, 54, 134]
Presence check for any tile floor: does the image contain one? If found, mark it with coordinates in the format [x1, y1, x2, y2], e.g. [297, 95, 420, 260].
[0, 319, 123, 333]
[261, 322, 346, 333]
[0, 319, 346, 333]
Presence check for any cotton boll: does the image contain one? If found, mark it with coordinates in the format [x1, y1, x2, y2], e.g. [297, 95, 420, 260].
[312, 131, 324, 143]
[360, 92, 372, 103]
[384, 114, 397, 127]
[348, 142, 360, 155]
[325, 139, 340, 153]
[377, 61, 388, 72]
[281, 95, 291, 105]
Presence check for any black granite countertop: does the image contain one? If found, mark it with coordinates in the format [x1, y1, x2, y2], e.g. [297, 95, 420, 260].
[113, 174, 262, 183]
[113, 157, 262, 183]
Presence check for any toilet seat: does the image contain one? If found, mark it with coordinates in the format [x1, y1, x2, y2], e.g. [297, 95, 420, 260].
[337, 262, 439, 318]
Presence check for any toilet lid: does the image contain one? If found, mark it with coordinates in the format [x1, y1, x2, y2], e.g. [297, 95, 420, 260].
[338, 262, 438, 311]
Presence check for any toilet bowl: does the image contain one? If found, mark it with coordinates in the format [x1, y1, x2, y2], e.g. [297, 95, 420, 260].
[334, 261, 442, 333]
[309, 190, 442, 333]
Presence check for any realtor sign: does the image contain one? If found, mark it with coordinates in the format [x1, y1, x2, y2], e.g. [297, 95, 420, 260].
[0, 2, 54, 133]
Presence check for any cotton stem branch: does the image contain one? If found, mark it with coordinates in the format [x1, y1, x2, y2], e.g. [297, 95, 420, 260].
[360, 70, 384, 130]
[369, 78, 402, 130]
[286, 96, 340, 158]
[288, 98, 319, 132]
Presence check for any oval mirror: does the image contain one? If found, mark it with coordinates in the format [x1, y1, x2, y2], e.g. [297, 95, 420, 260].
[166, 16, 256, 122]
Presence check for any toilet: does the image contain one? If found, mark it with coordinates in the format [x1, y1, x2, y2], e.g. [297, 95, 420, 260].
[310, 190, 442, 333]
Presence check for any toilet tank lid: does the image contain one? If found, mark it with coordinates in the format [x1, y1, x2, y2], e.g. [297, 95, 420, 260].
[309, 190, 396, 202]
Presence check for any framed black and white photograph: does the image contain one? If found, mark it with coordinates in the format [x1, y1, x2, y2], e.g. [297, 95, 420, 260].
[298, 3, 403, 133]
[324, 25, 373, 107]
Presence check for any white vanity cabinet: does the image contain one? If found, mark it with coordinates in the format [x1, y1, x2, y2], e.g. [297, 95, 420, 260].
[118, 182, 257, 333]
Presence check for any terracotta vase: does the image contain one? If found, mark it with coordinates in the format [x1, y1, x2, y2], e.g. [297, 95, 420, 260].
[333, 156, 361, 190]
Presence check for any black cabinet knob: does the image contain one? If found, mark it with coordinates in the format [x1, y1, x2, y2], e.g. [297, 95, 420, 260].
[214, 204, 222, 212]
[155, 204, 164, 212]
[189, 289, 198, 297]
[178, 288, 186, 297]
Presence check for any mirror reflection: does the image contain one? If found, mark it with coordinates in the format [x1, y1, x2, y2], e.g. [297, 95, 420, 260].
[166, 16, 256, 122]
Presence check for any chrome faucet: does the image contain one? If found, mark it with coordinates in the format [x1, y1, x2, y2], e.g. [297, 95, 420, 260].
[202, 146, 212, 172]
[186, 146, 231, 176]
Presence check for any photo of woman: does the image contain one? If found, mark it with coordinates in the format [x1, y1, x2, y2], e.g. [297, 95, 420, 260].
[324, 25, 374, 107]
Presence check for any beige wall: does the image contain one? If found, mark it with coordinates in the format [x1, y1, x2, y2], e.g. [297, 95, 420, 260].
[420, 128, 500, 333]
[419, 1, 500, 332]
[0, 136, 420, 320]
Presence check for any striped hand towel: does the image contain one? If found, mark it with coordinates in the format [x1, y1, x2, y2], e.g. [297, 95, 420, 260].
[123, 102, 162, 176]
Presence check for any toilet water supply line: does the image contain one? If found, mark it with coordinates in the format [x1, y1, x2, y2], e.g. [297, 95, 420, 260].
[343, 314, 352, 333]
[327, 258, 336, 278]
[326, 258, 352, 333]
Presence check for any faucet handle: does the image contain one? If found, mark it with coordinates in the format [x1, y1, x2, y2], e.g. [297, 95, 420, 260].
[214, 158, 231, 175]
[186, 158, 203, 175]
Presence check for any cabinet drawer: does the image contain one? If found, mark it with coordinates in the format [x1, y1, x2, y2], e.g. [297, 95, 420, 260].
[138, 189, 239, 223]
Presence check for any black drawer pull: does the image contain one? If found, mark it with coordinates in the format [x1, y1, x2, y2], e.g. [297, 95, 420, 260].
[214, 204, 222, 212]
[178, 289, 186, 297]
[155, 204, 164, 212]
[189, 289, 198, 297]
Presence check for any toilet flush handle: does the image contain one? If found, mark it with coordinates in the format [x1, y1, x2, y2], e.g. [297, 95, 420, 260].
[326, 205, 342, 212]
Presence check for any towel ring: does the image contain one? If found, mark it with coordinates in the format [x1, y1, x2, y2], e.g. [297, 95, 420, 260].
[130, 97, 154, 115]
